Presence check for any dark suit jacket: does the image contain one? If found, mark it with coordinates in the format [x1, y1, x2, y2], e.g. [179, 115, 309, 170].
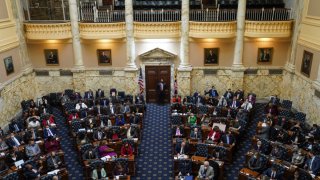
[24, 130, 41, 142]
[190, 131, 202, 140]
[107, 106, 116, 115]
[43, 128, 57, 139]
[221, 134, 235, 145]
[234, 91, 244, 100]
[207, 89, 219, 97]
[306, 156, 320, 175]
[228, 100, 240, 108]
[84, 91, 94, 99]
[248, 156, 265, 171]
[6, 151, 25, 166]
[9, 122, 23, 133]
[93, 131, 106, 141]
[175, 144, 189, 155]
[96, 90, 105, 99]
[99, 99, 110, 107]
[223, 91, 234, 100]
[47, 156, 62, 170]
[7, 136, 23, 148]
[24, 169, 40, 179]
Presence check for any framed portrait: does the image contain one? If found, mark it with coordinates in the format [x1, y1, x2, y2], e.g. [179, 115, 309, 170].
[97, 49, 112, 65]
[204, 48, 219, 65]
[3, 56, 14, 75]
[300, 50, 313, 77]
[44, 49, 59, 65]
[257, 48, 273, 63]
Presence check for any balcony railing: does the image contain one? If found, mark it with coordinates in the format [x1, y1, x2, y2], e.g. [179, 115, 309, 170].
[134, 10, 181, 22]
[190, 9, 237, 22]
[246, 8, 292, 21]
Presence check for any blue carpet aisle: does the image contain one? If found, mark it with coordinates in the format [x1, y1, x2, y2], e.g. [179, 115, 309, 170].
[133, 104, 173, 179]
[224, 103, 265, 180]
[53, 108, 84, 180]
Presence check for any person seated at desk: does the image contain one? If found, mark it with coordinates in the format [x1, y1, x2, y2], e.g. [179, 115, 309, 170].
[205, 86, 219, 98]
[25, 140, 41, 159]
[5, 146, 26, 167]
[98, 142, 117, 158]
[224, 89, 234, 103]
[201, 114, 212, 126]
[187, 113, 197, 126]
[248, 152, 266, 173]
[68, 111, 79, 123]
[207, 126, 221, 143]
[41, 115, 56, 128]
[92, 164, 107, 180]
[76, 133, 90, 145]
[113, 162, 128, 176]
[229, 97, 240, 109]
[198, 161, 215, 180]
[173, 126, 184, 137]
[253, 140, 269, 155]
[24, 163, 41, 180]
[43, 125, 57, 140]
[75, 100, 88, 111]
[83, 149, 97, 161]
[291, 131, 305, 148]
[121, 142, 133, 156]
[171, 95, 181, 103]
[175, 141, 189, 157]
[100, 117, 112, 128]
[0, 160, 8, 173]
[121, 103, 131, 114]
[107, 102, 116, 115]
[262, 167, 281, 180]
[0, 138, 8, 152]
[24, 128, 41, 142]
[110, 130, 120, 141]
[47, 151, 62, 171]
[257, 120, 270, 140]
[217, 96, 227, 107]
[220, 130, 235, 146]
[241, 99, 253, 112]
[45, 137, 61, 153]
[29, 100, 38, 111]
[28, 118, 41, 129]
[126, 125, 139, 139]
[9, 119, 23, 133]
[304, 152, 320, 175]
[292, 149, 306, 167]
[115, 115, 125, 126]
[309, 124, 320, 139]
[7, 132, 24, 148]
[190, 127, 202, 141]
[93, 128, 106, 141]
[234, 89, 244, 101]
[270, 146, 284, 160]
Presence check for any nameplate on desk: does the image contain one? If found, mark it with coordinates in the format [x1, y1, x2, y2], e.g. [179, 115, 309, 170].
[47, 169, 60, 175]
[14, 160, 24, 168]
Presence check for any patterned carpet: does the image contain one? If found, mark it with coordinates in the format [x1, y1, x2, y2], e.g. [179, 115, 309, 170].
[224, 103, 265, 180]
[133, 104, 173, 180]
[53, 108, 84, 180]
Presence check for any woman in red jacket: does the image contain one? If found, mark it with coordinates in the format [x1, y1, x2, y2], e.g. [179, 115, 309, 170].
[207, 126, 221, 143]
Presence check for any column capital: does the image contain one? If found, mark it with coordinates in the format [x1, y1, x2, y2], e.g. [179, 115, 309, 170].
[178, 64, 192, 72]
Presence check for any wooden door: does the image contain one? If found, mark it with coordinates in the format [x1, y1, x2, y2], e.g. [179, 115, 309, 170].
[145, 66, 171, 103]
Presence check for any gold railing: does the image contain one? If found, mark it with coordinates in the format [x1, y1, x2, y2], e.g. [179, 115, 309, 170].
[79, 22, 126, 39]
[134, 22, 180, 38]
[189, 21, 237, 38]
[245, 20, 293, 37]
[24, 22, 72, 40]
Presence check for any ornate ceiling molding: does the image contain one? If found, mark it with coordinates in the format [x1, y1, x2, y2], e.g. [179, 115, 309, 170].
[24, 22, 72, 40]
[189, 21, 237, 38]
[245, 20, 293, 38]
[140, 47, 176, 61]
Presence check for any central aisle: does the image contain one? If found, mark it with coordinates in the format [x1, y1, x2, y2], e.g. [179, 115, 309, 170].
[134, 104, 173, 179]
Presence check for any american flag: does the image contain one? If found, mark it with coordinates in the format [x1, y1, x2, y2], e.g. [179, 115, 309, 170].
[174, 69, 178, 95]
[138, 67, 144, 95]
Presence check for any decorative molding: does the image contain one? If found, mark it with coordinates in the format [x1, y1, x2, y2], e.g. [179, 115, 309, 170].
[134, 22, 180, 38]
[140, 47, 176, 61]
[24, 22, 72, 40]
[79, 22, 126, 39]
[0, 36, 19, 53]
[298, 37, 320, 51]
[269, 69, 283, 75]
[189, 21, 237, 38]
[245, 20, 293, 38]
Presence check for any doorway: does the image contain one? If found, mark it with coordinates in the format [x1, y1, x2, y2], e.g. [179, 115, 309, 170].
[145, 66, 171, 103]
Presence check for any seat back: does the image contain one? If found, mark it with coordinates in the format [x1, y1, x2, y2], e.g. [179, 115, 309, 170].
[71, 120, 82, 133]
[195, 143, 208, 157]
[171, 115, 182, 126]
[80, 143, 94, 154]
[271, 162, 286, 176]
[198, 105, 208, 114]
[295, 112, 306, 122]
[281, 100, 292, 109]
[178, 159, 192, 175]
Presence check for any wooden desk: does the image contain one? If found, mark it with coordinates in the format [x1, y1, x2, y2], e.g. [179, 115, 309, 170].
[238, 168, 260, 180]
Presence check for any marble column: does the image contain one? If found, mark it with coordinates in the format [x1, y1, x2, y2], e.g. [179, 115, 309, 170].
[285, 0, 304, 73]
[178, 0, 192, 71]
[12, 0, 32, 74]
[125, 0, 137, 70]
[232, 0, 246, 68]
[68, 0, 84, 70]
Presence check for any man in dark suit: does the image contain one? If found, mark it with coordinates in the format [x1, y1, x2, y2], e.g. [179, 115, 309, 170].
[270, 146, 284, 160]
[305, 153, 320, 175]
[234, 89, 244, 101]
[7, 133, 24, 148]
[24, 128, 41, 142]
[223, 89, 234, 102]
[205, 86, 219, 98]
[9, 120, 23, 133]
[99, 98, 109, 108]
[157, 78, 166, 105]
[263, 167, 281, 180]
[96, 89, 105, 99]
[175, 141, 189, 156]
[99, 51, 110, 63]
[24, 163, 40, 179]
[229, 97, 240, 109]
[107, 102, 116, 115]
[220, 131, 235, 146]
[43, 126, 57, 140]
[82, 149, 97, 161]
[190, 127, 202, 141]
[206, 49, 218, 64]
[6, 147, 26, 166]
[46, 151, 62, 171]
[84, 89, 94, 99]
[93, 128, 106, 141]
[47, 51, 57, 64]
[248, 152, 266, 172]
[135, 94, 145, 104]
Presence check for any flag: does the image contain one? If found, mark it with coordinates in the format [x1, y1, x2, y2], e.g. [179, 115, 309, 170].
[174, 68, 178, 95]
[138, 67, 144, 95]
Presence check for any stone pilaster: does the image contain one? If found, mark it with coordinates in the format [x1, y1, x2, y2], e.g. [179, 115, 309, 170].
[285, 0, 304, 73]
[125, 0, 137, 70]
[12, 0, 32, 73]
[72, 70, 86, 93]
[177, 70, 192, 97]
[231, 68, 245, 91]
[68, 0, 84, 70]
[124, 70, 138, 95]
[178, 0, 192, 71]
[232, 0, 246, 68]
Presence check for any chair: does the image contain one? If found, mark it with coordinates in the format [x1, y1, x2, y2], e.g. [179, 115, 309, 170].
[118, 91, 125, 101]
[281, 100, 292, 109]
[171, 115, 182, 126]
[279, 109, 291, 118]
[65, 103, 76, 111]
[259, 138, 271, 155]
[64, 89, 74, 97]
[198, 105, 208, 115]
[271, 162, 286, 177]
[114, 158, 129, 172]
[122, 138, 135, 153]
[2, 172, 19, 180]
[194, 143, 209, 158]
[178, 159, 192, 176]
[89, 159, 105, 169]
[80, 143, 94, 155]
[110, 88, 117, 97]
[40, 174, 55, 180]
[297, 168, 313, 180]
[71, 120, 82, 134]
[295, 112, 306, 122]
[214, 146, 227, 160]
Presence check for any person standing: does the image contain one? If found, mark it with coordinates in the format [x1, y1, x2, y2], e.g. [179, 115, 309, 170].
[157, 78, 166, 105]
